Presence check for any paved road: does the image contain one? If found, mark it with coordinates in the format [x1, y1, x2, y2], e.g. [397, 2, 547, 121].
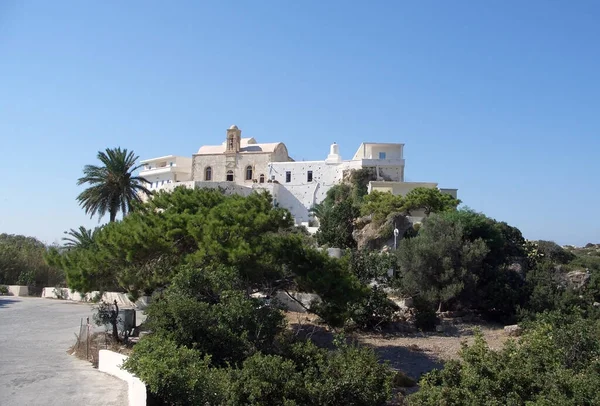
[0, 296, 127, 406]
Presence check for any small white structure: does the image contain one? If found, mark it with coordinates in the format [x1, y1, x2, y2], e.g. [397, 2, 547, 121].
[139, 125, 457, 226]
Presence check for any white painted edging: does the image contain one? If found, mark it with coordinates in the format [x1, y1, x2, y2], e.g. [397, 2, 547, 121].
[98, 350, 146, 406]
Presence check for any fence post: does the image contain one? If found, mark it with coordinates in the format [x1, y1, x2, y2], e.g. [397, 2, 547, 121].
[86, 317, 90, 360]
[79, 318, 83, 349]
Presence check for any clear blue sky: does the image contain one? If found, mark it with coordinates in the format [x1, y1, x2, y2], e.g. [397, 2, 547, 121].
[1, 1, 599, 246]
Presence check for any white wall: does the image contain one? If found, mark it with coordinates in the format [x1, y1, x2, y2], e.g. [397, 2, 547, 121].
[140, 156, 193, 188]
[98, 350, 146, 406]
[268, 160, 346, 223]
[352, 143, 404, 160]
[41, 288, 151, 310]
[2, 285, 28, 296]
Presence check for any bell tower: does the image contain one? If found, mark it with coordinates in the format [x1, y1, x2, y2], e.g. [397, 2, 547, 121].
[226, 125, 242, 154]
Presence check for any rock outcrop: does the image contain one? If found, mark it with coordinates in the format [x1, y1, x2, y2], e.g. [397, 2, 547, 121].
[564, 270, 591, 290]
[353, 213, 412, 251]
[504, 324, 523, 337]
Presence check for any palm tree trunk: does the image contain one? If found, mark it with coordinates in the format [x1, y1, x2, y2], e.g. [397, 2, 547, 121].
[109, 210, 117, 222]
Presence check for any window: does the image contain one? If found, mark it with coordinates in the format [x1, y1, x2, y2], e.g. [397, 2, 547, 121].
[259, 174, 265, 183]
[205, 167, 212, 181]
[285, 171, 291, 183]
[245, 166, 253, 180]
[226, 170, 234, 182]
[307, 170, 313, 182]
[169, 162, 173, 167]
[378, 152, 386, 159]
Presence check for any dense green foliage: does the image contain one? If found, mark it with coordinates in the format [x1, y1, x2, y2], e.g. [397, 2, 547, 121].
[54, 187, 369, 327]
[315, 185, 460, 248]
[313, 184, 359, 249]
[0, 233, 63, 286]
[395, 214, 489, 313]
[124, 253, 393, 405]
[361, 191, 405, 224]
[77, 147, 151, 222]
[403, 187, 461, 216]
[410, 315, 600, 405]
[361, 187, 461, 224]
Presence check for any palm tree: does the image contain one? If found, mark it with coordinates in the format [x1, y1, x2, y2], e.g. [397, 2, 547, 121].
[62, 226, 98, 250]
[309, 200, 333, 224]
[77, 147, 151, 222]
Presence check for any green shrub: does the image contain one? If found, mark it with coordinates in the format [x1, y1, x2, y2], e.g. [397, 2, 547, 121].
[535, 240, 576, 264]
[227, 353, 305, 405]
[392, 370, 417, 388]
[123, 336, 228, 405]
[348, 286, 398, 331]
[409, 316, 600, 406]
[412, 297, 437, 331]
[0, 285, 8, 295]
[145, 289, 285, 366]
[286, 341, 393, 406]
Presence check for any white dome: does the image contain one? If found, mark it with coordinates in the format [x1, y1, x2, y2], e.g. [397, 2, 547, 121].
[229, 125, 239, 130]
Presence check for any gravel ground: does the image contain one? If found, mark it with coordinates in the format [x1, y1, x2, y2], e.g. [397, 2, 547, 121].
[285, 311, 508, 380]
[358, 323, 508, 379]
[0, 296, 127, 406]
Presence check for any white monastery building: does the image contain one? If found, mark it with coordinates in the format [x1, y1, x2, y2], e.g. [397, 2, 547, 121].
[139, 125, 457, 227]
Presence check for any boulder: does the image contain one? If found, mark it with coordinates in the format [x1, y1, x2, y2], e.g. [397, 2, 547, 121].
[391, 297, 414, 309]
[326, 247, 344, 259]
[352, 213, 412, 251]
[504, 324, 523, 337]
[564, 270, 591, 290]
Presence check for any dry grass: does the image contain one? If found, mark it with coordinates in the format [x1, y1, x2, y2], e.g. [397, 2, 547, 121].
[69, 331, 132, 368]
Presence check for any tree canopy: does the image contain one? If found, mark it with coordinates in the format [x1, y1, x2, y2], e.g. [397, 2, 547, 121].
[0, 234, 64, 287]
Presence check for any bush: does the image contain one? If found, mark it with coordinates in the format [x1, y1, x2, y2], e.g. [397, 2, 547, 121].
[520, 261, 600, 322]
[409, 316, 600, 405]
[227, 352, 305, 405]
[145, 289, 285, 366]
[535, 240, 576, 264]
[0, 285, 7, 295]
[123, 336, 228, 405]
[0, 234, 64, 287]
[392, 371, 417, 388]
[286, 340, 393, 406]
[348, 286, 398, 331]
[412, 297, 437, 331]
